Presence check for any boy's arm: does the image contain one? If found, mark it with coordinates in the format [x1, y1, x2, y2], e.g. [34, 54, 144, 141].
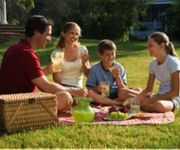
[115, 74, 126, 89]
[111, 68, 126, 89]
[87, 86, 98, 93]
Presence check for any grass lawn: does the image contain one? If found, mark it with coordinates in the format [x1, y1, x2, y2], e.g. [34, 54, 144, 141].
[0, 37, 180, 148]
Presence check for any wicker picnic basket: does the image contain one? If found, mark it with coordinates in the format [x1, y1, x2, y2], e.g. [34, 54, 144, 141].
[0, 92, 58, 132]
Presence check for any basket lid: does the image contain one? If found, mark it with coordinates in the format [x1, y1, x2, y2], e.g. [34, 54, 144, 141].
[0, 92, 56, 104]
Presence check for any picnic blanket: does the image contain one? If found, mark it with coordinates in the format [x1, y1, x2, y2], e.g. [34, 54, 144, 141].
[58, 106, 175, 125]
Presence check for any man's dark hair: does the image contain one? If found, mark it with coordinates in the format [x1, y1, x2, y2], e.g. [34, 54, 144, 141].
[25, 15, 54, 37]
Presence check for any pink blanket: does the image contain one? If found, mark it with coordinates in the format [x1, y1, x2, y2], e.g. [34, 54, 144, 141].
[58, 106, 174, 125]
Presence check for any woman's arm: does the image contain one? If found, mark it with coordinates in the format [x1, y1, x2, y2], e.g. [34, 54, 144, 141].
[81, 53, 90, 77]
[52, 72, 61, 83]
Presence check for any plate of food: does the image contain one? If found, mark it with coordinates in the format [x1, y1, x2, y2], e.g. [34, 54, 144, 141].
[130, 112, 151, 119]
[103, 111, 130, 121]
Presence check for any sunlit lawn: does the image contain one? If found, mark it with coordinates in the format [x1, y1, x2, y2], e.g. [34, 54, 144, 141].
[0, 37, 180, 148]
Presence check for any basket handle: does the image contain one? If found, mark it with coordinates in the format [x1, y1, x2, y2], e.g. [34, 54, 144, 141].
[7, 103, 24, 129]
[40, 102, 58, 121]
[28, 98, 36, 104]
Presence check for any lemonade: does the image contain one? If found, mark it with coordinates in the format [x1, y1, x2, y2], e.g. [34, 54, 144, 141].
[51, 51, 64, 72]
[99, 81, 110, 97]
[52, 59, 63, 72]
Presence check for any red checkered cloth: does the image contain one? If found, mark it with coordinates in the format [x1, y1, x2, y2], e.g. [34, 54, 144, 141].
[58, 106, 174, 125]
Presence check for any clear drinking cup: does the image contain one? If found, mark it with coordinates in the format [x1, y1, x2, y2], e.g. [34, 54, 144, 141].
[99, 81, 110, 97]
[129, 97, 140, 114]
[51, 51, 64, 72]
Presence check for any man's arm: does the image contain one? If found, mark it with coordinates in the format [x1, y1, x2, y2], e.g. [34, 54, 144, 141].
[32, 75, 66, 93]
[31, 75, 87, 97]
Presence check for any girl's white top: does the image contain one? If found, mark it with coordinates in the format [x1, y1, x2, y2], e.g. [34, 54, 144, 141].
[149, 54, 180, 95]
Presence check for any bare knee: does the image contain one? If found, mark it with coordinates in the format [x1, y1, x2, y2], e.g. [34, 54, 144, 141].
[155, 101, 173, 112]
[56, 91, 73, 112]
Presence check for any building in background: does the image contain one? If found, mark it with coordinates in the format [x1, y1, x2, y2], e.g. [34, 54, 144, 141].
[0, 0, 8, 24]
[131, 0, 173, 40]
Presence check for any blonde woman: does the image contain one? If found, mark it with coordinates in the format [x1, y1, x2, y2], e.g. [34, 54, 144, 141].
[51, 22, 90, 101]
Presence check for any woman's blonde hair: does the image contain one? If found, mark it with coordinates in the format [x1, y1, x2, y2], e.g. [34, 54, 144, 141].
[56, 22, 81, 49]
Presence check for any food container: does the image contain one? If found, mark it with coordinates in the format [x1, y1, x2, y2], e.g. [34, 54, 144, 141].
[0, 92, 58, 132]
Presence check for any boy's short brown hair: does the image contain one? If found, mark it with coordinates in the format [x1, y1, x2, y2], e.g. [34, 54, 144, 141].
[98, 39, 117, 55]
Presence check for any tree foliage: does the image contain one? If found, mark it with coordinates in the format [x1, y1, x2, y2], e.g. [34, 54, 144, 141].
[167, 0, 180, 40]
[4, 0, 148, 40]
[81, 0, 148, 40]
[31, 0, 148, 40]
[6, 0, 34, 24]
[31, 0, 82, 36]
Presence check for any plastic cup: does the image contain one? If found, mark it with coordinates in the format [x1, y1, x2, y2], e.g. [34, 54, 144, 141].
[99, 81, 110, 97]
[129, 97, 140, 114]
[51, 51, 64, 72]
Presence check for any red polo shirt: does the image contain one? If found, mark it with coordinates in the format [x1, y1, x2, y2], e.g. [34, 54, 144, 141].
[0, 39, 44, 94]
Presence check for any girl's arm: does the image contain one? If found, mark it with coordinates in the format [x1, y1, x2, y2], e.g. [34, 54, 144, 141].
[141, 74, 155, 96]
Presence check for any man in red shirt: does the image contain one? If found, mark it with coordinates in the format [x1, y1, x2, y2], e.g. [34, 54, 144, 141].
[0, 15, 87, 111]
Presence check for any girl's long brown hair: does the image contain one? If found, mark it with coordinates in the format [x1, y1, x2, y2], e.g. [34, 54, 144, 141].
[148, 31, 178, 57]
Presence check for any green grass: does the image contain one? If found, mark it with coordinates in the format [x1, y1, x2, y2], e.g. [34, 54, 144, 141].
[0, 38, 180, 148]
